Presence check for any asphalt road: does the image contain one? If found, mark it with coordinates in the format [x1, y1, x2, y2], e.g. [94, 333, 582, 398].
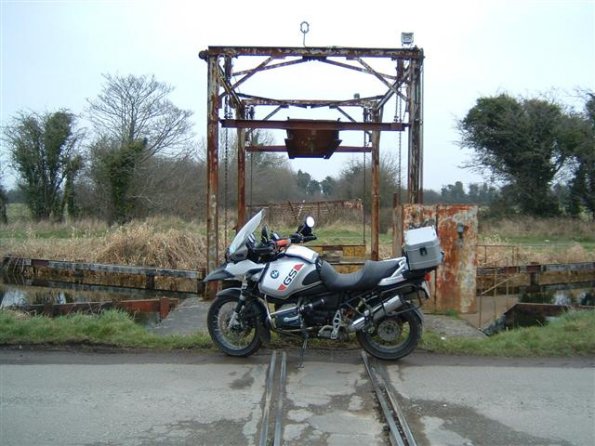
[1, 347, 593, 446]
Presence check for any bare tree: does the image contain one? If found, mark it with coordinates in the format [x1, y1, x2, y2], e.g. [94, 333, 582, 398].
[88, 74, 193, 158]
[86, 74, 194, 223]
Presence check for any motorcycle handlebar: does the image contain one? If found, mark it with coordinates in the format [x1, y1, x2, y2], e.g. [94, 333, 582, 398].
[288, 234, 317, 244]
[251, 234, 317, 261]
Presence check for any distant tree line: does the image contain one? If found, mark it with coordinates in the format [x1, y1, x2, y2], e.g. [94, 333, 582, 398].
[1, 78, 593, 224]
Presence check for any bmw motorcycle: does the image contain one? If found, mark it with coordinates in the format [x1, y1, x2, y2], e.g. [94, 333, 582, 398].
[204, 209, 442, 361]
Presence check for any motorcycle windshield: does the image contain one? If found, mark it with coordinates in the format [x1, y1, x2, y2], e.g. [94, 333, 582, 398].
[228, 209, 265, 255]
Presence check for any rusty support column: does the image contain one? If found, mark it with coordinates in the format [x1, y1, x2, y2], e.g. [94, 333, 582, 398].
[206, 55, 220, 299]
[237, 126, 246, 229]
[407, 56, 423, 204]
[236, 99, 246, 229]
[370, 122, 381, 261]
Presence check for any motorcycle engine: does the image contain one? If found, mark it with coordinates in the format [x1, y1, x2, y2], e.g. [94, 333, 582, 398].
[302, 309, 333, 326]
[274, 296, 339, 329]
[274, 304, 301, 328]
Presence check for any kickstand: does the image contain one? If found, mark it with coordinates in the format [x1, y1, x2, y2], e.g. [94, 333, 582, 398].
[298, 333, 309, 368]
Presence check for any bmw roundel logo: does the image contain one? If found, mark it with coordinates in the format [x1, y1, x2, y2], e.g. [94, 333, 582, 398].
[270, 270, 279, 279]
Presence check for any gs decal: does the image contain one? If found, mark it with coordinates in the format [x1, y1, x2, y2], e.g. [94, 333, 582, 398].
[277, 263, 304, 291]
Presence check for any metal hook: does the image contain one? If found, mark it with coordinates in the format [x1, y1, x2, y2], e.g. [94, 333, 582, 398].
[300, 21, 310, 47]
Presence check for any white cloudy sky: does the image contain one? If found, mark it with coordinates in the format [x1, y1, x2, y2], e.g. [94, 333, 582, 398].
[1, 0, 594, 191]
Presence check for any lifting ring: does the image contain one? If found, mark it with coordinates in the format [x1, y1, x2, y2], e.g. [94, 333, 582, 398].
[300, 21, 310, 47]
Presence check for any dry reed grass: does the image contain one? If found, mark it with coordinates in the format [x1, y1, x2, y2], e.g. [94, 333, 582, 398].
[95, 221, 206, 269]
[1, 238, 106, 262]
[1, 217, 208, 269]
[1, 215, 592, 269]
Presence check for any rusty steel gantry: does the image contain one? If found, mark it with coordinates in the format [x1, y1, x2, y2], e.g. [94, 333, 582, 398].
[199, 45, 424, 293]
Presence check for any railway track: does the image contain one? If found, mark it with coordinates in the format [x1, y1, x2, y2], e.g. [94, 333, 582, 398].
[257, 350, 417, 446]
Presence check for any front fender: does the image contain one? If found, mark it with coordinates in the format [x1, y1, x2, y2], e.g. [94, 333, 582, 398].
[204, 265, 234, 282]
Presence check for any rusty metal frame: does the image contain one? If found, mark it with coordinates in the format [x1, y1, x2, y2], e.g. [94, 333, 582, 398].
[199, 45, 424, 291]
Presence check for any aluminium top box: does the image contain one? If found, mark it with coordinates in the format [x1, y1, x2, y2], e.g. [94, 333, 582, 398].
[404, 226, 443, 271]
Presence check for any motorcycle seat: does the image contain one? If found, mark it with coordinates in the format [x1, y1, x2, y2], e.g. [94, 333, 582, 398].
[319, 259, 401, 291]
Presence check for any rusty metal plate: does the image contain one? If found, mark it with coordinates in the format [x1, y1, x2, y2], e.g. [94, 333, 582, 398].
[285, 124, 342, 159]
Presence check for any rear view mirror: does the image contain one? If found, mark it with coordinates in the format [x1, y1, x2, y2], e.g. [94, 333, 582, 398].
[305, 216, 315, 228]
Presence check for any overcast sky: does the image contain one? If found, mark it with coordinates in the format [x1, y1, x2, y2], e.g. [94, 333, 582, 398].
[1, 0, 594, 192]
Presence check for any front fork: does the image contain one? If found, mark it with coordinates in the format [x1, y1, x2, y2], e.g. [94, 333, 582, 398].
[229, 288, 271, 344]
[229, 291, 248, 330]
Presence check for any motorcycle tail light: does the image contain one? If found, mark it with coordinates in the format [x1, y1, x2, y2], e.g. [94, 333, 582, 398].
[424, 272, 432, 282]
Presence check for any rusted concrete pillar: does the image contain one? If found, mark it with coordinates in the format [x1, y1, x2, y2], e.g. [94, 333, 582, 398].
[434, 204, 478, 314]
[399, 204, 478, 314]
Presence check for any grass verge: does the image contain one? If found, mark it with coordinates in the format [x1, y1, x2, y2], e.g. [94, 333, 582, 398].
[420, 310, 595, 356]
[0, 310, 212, 350]
[1, 309, 594, 357]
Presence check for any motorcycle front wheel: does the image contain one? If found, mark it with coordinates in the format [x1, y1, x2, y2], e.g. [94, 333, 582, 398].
[356, 308, 422, 360]
[207, 293, 263, 357]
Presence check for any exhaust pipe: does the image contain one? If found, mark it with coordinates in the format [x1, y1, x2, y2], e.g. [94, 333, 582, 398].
[348, 295, 403, 332]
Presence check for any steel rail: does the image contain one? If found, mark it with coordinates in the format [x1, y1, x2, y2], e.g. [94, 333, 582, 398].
[260, 350, 416, 445]
[259, 351, 277, 446]
[273, 351, 287, 446]
[361, 351, 417, 446]
[259, 351, 287, 446]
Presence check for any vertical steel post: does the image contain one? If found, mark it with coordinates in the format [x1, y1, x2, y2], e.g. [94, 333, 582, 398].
[418, 58, 424, 203]
[371, 118, 381, 261]
[237, 125, 246, 229]
[206, 54, 220, 299]
[407, 55, 424, 204]
[236, 103, 246, 229]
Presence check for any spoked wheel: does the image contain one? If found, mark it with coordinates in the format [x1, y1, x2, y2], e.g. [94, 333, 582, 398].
[207, 293, 263, 357]
[356, 308, 422, 360]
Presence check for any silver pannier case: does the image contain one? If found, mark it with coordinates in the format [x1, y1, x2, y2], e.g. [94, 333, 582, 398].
[403, 226, 442, 270]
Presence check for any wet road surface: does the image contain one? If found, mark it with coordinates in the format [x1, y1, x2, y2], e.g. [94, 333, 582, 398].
[1, 348, 593, 445]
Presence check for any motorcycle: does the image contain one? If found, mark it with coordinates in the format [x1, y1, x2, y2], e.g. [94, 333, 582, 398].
[204, 209, 443, 361]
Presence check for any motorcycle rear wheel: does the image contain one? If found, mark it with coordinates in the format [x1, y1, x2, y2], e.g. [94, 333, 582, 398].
[356, 308, 421, 360]
[207, 293, 263, 357]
